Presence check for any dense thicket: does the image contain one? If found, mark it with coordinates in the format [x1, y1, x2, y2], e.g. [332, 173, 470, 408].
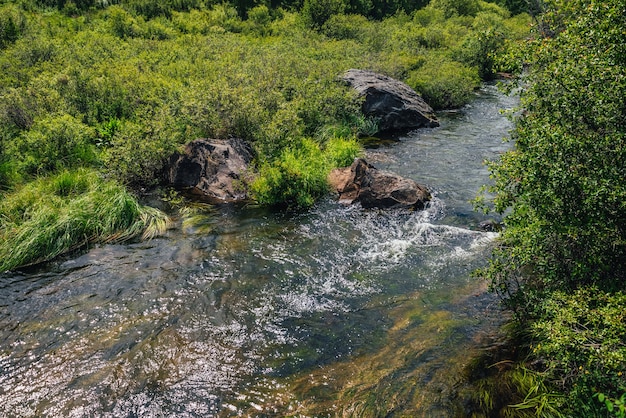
[6, 0, 535, 20]
[477, 0, 626, 415]
[0, 1, 529, 268]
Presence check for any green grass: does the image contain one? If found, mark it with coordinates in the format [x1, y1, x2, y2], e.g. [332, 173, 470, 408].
[0, 168, 170, 271]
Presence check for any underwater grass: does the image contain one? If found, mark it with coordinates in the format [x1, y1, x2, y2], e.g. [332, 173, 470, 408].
[0, 168, 170, 271]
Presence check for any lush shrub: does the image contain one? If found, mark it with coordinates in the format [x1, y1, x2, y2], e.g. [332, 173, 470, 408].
[250, 136, 360, 208]
[455, 26, 505, 80]
[243, 5, 273, 35]
[324, 135, 362, 166]
[102, 114, 186, 187]
[321, 13, 370, 41]
[301, 0, 346, 28]
[530, 288, 626, 416]
[407, 55, 480, 109]
[429, 0, 481, 18]
[0, 4, 27, 49]
[480, 0, 626, 303]
[8, 114, 97, 177]
[251, 138, 330, 208]
[476, 0, 626, 415]
[171, 6, 242, 34]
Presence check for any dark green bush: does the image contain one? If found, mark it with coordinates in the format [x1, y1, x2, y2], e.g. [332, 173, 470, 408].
[455, 27, 505, 80]
[531, 288, 626, 416]
[476, 0, 626, 415]
[301, 0, 346, 28]
[0, 4, 27, 49]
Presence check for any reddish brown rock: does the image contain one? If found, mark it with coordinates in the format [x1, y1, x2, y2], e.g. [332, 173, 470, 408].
[328, 158, 430, 210]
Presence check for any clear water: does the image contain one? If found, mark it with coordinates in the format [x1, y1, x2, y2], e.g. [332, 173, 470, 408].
[0, 85, 517, 417]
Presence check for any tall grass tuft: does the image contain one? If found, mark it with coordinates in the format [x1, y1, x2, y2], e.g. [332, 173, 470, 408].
[0, 168, 170, 271]
[250, 136, 362, 208]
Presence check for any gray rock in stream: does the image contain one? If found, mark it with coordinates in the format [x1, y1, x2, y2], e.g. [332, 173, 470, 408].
[342, 69, 439, 132]
[166, 138, 254, 203]
[328, 158, 431, 210]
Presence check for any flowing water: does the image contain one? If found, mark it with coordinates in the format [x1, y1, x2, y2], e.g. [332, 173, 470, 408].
[0, 84, 517, 417]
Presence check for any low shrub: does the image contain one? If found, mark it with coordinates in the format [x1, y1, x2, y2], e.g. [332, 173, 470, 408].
[407, 55, 480, 109]
[530, 288, 626, 416]
[301, 0, 346, 28]
[250, 136, 360, 208]
[8, 114, 98, 177]
[0, 4, 27, 49]
[429, 0, 481, 18]
[321, 13, 370, 41]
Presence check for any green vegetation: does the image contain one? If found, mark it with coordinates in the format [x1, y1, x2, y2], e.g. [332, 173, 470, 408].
[0, 168, 169, 271]
[0, 0, 529, 269]
[476, 0, 626, 415]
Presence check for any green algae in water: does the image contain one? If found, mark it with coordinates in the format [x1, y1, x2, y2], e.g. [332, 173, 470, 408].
[234, 280, 502, 417]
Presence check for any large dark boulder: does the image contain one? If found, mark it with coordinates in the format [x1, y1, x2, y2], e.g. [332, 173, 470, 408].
[342, 69, 439, 133]
[167, 138, 254, 203]
[328, 158, 431, 210]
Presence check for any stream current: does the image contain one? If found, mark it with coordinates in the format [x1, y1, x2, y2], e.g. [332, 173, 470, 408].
[0, 84, 517, 417]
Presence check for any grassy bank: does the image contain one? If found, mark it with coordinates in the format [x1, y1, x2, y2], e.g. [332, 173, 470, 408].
[0, 1, 528, 266]
[0, 168, 169, 271]
[475, 0, 626, 415]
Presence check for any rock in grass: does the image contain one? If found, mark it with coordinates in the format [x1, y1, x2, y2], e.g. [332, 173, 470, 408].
[167, 138, 255, 203]
[328, 158, 431, 210]
[342, 69, 439, 132]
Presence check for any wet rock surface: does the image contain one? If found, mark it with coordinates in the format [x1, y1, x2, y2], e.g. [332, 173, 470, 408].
[328, 158, 431, 210]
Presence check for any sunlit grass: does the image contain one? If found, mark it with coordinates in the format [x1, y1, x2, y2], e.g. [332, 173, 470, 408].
[0, 168, 170, 271]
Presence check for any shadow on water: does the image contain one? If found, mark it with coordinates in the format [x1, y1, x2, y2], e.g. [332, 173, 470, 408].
[0, 84, 517, 416]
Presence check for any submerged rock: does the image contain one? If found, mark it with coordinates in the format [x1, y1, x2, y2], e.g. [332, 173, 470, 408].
[342, 69, 439, 133]
[328, 158, 431, 210]
[167, 138, 254, 203]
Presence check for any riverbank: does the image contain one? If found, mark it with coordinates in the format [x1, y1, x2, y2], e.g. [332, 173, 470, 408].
[0, 1, 530, 270]
[475, 0, 626, 415]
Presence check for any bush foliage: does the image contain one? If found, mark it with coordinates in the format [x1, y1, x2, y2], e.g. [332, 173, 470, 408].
[476, 0, 626, 415]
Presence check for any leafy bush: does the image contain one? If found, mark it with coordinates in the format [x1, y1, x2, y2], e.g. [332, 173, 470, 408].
[475, 0, 626, 415]
[321, 13, 370, 41]
[531, 288, 626, 416]
[324, 135, 362, 167]
[0, 4, 27, 49]
[407, 55, 480, 109]
[251, 138, 330, 208]
[429, 0, 481, 18]
[455, 27, 505, 80]
[250, 136, 360, 208]
[480, 0, 626, 304]
[301, 0, 346, 28]
[9, 114, 97, 177]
